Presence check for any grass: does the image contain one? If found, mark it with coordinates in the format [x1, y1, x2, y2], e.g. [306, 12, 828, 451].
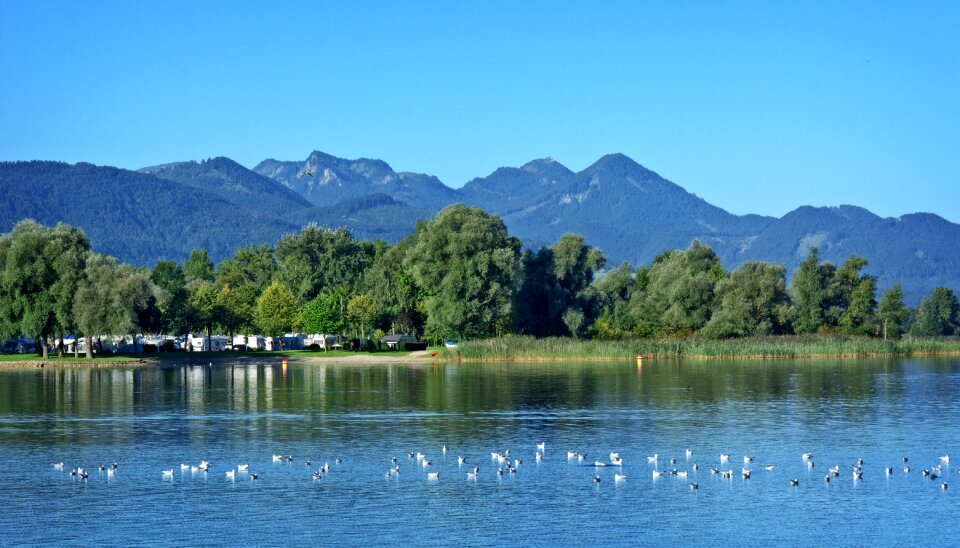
[442, 334, 960, 362]
[0, 347, 419, 364]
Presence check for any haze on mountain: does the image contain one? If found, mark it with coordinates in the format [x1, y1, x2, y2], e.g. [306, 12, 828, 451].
[2, 150, 958, 304]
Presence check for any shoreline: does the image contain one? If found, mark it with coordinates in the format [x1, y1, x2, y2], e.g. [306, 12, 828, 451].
[0, 350, 436, 369]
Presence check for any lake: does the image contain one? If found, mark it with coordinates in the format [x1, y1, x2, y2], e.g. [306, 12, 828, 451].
[1, 358, 959, 546]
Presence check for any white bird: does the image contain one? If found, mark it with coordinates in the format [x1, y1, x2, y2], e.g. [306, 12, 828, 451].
[594, 461, 607, 467]
[802, 453, 814, 460]
[652, 470, 663, 478]
[720, 454, 730, 463]
[492, 452, 501, 460]
[225, 470, 235, 479]
[422, 460, 433, 468]
[610, 452, 620, 462]
[106, 468, 115, 478]
[442, 445, 447, 455]
[426, 472, 440, 480]
[807, 460, 816, 468]
[457, 456, 466, 466]
[238, 464, 249, 471]
[416, 452, 426, 461]
[162, 469, 174, 478]
[764, 464, 775, 471]
[53, 462, 64, 471]
[180, 463, 190, 470]
[577, 454, 586, 463]
[537, 442, 546, 452]
[743, 456, 755, 464]
[566, 451, 577, 460]
[647, 454, 659, 463]
[940, 455, 950, 463]
[191, 466, 199, 474]
[685, 449, 694, 458]
[611, 457, 623, 466]
[742, 469, 751, 479]
[614, 474, 627, 483]
[676, 470, 688, 478]
[272, 455, 282, 463]
[689, 482, 699, 490]
[466, 471, 478, 480]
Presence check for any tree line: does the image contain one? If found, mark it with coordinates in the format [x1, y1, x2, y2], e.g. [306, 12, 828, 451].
[2, 204, 958, 359]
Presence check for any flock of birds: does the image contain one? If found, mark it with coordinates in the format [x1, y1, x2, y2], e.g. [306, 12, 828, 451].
[51, 444, 954, 492]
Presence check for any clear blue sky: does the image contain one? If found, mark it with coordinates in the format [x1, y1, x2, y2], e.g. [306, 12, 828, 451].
[2, 1, 958, 221]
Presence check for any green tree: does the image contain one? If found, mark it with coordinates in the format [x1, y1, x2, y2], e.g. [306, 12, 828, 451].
[301, 290, 346, 335]
[404, 204, 522, 340]
[790, 248, 829, 334]
[701, 262, 793, 339]
[878, 283, 909, 340]
[186, 281, 218, 349]
[275, 225, 373, 302]
[0, 220, 90, 358]
[347, 294, 378, 339]
[151, 261, 189, 335]
[216, 285, 248, 337]
[73, 254, 121, 359]
[362, 240, 424, 336]
[628, 241, 723, 337]
[256, 281, 301, 345]
[183, 248, 215, 283]
[911, 287, 960, 336]
[216, 244, 276, 331]
[115, 265, 159, 352]
[588, 262, 636, 339]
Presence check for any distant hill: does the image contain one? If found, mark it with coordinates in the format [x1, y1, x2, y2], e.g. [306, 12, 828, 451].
[0, 161, 299, 265]
[139, 157, 312, 218]
[2, 152, 959, 303]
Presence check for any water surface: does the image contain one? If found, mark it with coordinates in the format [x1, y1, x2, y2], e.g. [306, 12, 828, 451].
[1, 358, 959, 546]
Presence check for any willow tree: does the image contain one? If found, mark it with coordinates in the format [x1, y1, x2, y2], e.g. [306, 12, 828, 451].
[404, 204, 522, 340]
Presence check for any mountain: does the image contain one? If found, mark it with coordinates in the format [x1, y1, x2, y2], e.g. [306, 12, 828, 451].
[253, 150, 459, 210]
[2, 152, 959, 304]
[139, 157, 312, 218]
[0, 161, 299, 264]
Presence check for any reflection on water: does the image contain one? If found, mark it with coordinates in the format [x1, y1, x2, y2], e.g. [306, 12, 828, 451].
[1, 358, 959, 546]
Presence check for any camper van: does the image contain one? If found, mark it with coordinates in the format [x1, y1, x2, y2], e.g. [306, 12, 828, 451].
[187, 334, 229, 352]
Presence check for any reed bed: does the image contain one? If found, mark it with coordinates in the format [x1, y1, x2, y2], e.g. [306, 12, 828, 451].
[445, 335, 960, 362]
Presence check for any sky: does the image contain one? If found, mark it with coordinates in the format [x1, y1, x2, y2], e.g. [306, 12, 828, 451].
[2, 1, 959, 222]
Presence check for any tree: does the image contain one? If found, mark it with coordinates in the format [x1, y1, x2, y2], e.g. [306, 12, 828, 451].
[216, 285, 248, 337]
[186, 281, 218, 349]
[701, 262, 793, 339]
[275, 225, 373, 302]
[74, 254, 121, 359]
[151, 261, 189, 335]
[301, 290, 346, 335]
[588, 262, 636, 339]
[183, 248, 215, 283]
[114, 265, 159, 352]
[790, 248, 828, 334]
[362, 240, 424, 336]
[628, 241, 723, 337]
[0, 220, 90, 358]
[911, 287, 960, 336]
[256, 281, 301, 344]
[216, 244, 276, 331]
[404, 204, 522, 339]
[878, 283, 909, 340]
[347, 294, 378, 339]
[838, 276, 877, 335]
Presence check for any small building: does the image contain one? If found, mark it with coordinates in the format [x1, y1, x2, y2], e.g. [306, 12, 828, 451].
[380, 333, 419, 350]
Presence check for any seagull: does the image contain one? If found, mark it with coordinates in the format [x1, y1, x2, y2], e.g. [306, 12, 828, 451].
[885, 467, 893, 476]
[614, 474, 627, 483]
[162, 469, 174, 478]
[313, 470, 323, 480]
[180, 463, 190, 471]
[106, 468, 115, 479]
[225, 470, 235, 480]
[710, 467, 720, 475]
[940, 455, 950, 463]
[497, 469, 503, 477]
[720, 454, 730, 463]
[53, 462, 65, 471]
[652, 470, 664, 478]
[647, 454, 659, 463]
[692, 463, 700, 471]
[514, 459, 523, 467]
[577, 454, 586, 463]
[416, 452, 426, 461]
[422, 460, 433, 468]
[676, 470, 689, 478]
[238, 464, 249, 471]
[98, 465, 106, 472]
[457, 456, 466, 466]
[537, 442, 546, 452]
[764, 465, 775, 471]
[902, 456, 909, 463]
[807, 460, 816, 469]
[594, 461, 607, 468]
[272, 455, 282, 463]
[593, 476, 601, 484]
[297, 168, 314, 180]
[611, 457, 623, 466]
[466, 470, 478, 480]
[802, 453, 814, 460]
[942, 482, 949, 490]
[824, 475, 831, 483]
[610, 452, 620, 462]
[790, 479, 799, 486]
[741, 469, 751, 479]
[689, 482, 699, 491]
[744, 456, 755, 464]
[250, 473, 259, 480]
[904, 467, 911, 473]
[442, 445, 447, 455]
[427, 472, 440, 480]
[566, 451, 577, 460]
[686, 449, 694, 458]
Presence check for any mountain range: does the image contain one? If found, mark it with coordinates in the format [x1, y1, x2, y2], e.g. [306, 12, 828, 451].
[2, 151, 958, 304]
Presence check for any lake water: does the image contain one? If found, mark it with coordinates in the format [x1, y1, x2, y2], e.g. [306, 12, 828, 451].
[1, 358, 959, 546]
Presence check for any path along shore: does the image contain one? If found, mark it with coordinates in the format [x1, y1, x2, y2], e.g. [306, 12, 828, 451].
[0, 350, 436, 369]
